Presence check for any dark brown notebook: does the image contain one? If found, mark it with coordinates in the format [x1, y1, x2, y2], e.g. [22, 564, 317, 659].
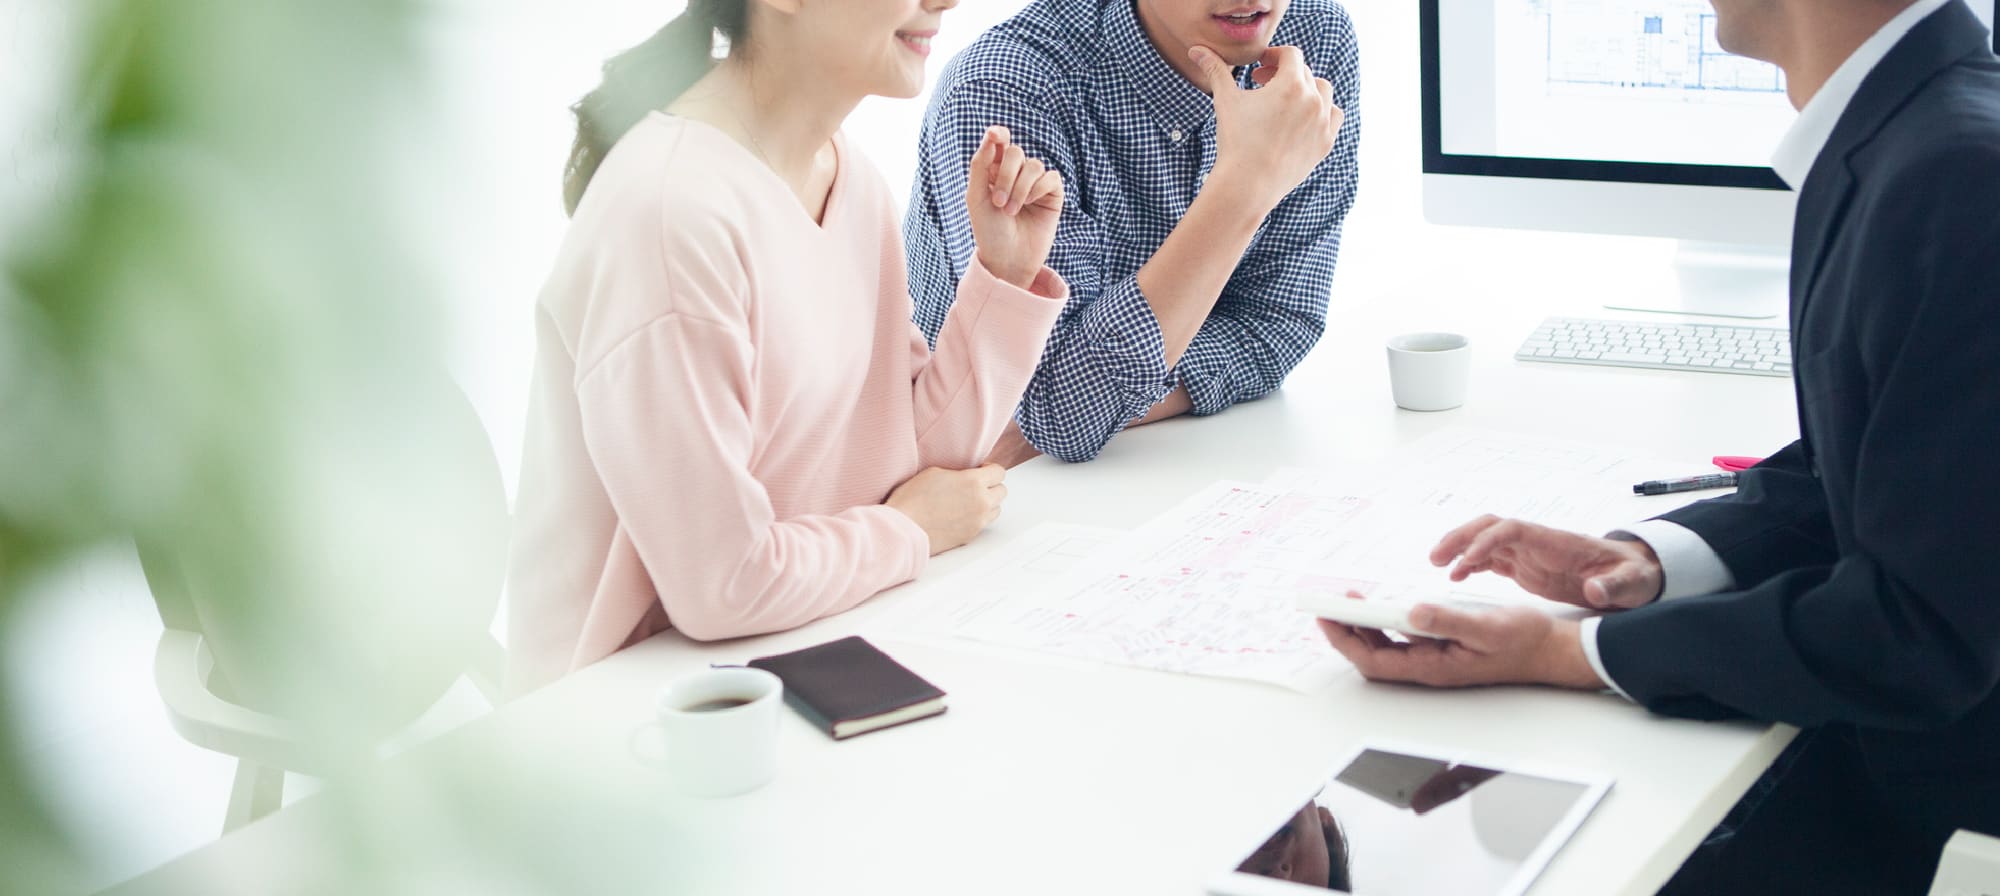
[748, 636, 947, 740]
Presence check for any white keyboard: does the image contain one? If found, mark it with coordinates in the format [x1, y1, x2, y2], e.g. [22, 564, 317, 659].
[1516, 317, 1792, 377]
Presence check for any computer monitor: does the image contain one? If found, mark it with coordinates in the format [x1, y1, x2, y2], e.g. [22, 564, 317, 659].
[1422, 0, 2000, 319]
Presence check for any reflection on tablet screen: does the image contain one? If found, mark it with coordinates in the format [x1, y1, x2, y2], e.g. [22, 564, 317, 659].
[1232, 748, 1596, 895]
[1235, 799, 1353, 891]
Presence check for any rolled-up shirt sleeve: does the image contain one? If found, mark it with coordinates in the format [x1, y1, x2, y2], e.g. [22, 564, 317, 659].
[907, 78, 1174, 462]
[1177, 33, 1360, 416]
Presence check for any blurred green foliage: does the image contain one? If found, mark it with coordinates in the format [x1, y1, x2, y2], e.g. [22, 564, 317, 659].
[2, 0, 512, 889]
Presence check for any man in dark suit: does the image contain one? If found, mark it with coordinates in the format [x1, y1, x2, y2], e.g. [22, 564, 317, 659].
[1318, 1, 2000, 892]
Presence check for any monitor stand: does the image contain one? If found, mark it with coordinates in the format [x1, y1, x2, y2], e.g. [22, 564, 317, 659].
[1604, 241, 1789, 320]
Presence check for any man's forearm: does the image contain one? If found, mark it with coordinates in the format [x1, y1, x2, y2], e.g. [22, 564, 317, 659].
[1134, 169, 1268, 368]
[1129, 386, 1193, 427]
[992, 387, 1190, 467]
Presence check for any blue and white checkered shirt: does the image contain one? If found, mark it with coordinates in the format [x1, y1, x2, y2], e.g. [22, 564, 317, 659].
[905, 0, 1361, 462]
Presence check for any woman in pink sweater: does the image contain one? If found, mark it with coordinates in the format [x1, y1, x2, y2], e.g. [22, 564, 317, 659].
[507, 0, 1068, 690]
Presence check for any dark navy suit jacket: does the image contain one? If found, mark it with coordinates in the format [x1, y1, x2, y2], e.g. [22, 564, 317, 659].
[1598, 2, 2000, 802]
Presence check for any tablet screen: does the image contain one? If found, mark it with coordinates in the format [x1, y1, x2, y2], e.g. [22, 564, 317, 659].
[1218, 746, 1608, 896]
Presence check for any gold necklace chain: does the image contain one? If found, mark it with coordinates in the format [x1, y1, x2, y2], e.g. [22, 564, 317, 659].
[727, 105, 778, 170]
[675, 78, 776, 169]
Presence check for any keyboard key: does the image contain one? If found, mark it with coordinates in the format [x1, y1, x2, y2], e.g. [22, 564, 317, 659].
[1602, 351, 1668, 364]
[1521, 318, 1789, 377]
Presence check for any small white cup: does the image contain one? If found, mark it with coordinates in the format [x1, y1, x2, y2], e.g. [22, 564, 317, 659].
[1386, 332, 1471, 412]
[646, 666, 783, 797]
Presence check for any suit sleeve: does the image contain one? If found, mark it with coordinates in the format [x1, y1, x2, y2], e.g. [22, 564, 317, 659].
[1599, 148, 2000, 729]
[1653, 439, 1837, 589]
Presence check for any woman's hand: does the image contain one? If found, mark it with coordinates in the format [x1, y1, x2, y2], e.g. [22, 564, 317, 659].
[965, 126, 1064, 291]
[885, 464, 1008, 556]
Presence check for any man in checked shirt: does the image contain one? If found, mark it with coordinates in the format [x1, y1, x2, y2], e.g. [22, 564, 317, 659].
[905, 0, 1358, 464]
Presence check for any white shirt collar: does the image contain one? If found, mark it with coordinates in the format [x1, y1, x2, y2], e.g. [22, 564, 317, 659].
[1770, 0, 1952, 188]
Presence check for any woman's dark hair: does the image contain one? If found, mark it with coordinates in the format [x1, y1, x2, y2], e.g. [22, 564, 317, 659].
[563, 0, 749, 216]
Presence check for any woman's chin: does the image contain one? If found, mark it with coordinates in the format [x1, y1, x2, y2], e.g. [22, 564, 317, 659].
[876, 76, 925, 100]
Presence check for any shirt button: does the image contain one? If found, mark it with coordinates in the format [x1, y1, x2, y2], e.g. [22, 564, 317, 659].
[1169, 128, 1184, 143]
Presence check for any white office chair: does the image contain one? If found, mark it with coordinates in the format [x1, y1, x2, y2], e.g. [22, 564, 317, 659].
[1930, 830, 2000, 896]
[145, 618, 507, 832]
[139, 377, 511, 833]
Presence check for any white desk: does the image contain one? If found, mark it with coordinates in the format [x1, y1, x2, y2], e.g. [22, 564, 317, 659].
[106, 283, 1802, 896]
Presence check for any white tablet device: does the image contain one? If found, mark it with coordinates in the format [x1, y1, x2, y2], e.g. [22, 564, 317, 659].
[1296, 589, 1506, 639]
[1207, 743, 1611, 896]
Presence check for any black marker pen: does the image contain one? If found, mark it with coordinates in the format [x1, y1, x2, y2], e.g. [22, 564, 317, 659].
[1632, 472, 1739, 495]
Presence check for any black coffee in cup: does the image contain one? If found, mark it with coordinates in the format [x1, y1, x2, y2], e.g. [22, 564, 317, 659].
[683, 697, 752, 713]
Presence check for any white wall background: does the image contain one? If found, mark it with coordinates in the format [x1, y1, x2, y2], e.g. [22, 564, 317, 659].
[426, 0, 1675, 495]
[5, 0, 1684, 890]
[425, 0, 1515, 498]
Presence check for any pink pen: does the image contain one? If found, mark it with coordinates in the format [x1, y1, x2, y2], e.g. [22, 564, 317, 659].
[1713, 455, 1762, 473]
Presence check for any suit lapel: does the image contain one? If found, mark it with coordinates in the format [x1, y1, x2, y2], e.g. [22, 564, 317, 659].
[1790, 163, 1855, 317]
[1789, 2, 1995, 315]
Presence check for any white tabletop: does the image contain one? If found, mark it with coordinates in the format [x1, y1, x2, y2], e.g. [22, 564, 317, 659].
[107, 244, 1804, 896]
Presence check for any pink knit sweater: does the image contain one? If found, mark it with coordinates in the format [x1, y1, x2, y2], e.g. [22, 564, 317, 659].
[507, 115, 1064, 691]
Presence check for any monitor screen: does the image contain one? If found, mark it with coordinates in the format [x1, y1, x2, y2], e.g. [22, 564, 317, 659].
[1423, 0, 2000, 190]
[1441, 0, 1793, 168]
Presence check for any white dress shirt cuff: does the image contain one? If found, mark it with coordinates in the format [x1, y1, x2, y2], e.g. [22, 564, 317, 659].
[1579, 616, 1634, 702]
[1613, 519, 1736, 601]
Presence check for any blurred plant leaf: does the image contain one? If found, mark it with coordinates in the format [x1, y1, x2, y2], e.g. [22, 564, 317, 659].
[3, 0, 519, 888]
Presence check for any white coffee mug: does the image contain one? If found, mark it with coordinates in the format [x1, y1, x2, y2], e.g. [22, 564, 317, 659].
[1386, 332, 1472, 412]
[646, 666, 783, 797]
